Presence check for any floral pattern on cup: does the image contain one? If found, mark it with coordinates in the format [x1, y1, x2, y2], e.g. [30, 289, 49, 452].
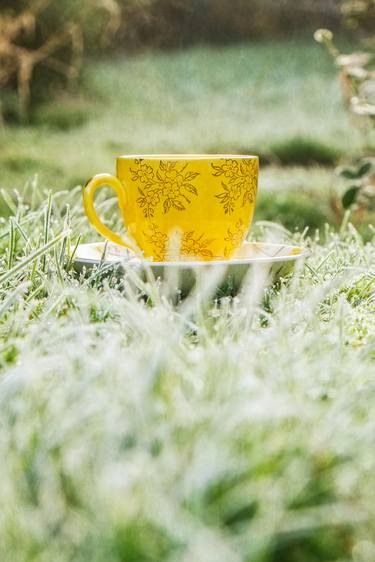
[143, 222, 215, 261]
[224, 219, 247, 257]
[212, 159, 258, 214]
[131, 159, 200, 218]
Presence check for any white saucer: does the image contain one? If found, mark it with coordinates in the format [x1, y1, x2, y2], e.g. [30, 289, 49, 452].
[74, 241, 309, 295]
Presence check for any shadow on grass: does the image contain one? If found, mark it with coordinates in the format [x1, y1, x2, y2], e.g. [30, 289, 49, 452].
[213, 137, 343, 168]
[270, 136, 343, 166]
[31, 103, 92, 131]
[0, 155, 62, 176]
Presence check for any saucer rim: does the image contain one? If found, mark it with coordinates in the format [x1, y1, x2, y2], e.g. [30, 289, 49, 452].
[74, 242, 310, 268]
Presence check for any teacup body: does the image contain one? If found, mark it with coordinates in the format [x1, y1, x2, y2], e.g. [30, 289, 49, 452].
[83, 155, 259, 261]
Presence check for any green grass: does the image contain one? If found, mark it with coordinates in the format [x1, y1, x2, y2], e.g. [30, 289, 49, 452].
[0, 185, 374, 562]
[0, 39, 363, 192]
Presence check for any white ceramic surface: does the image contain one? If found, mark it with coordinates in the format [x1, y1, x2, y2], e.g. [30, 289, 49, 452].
[74, 241, 308, 267]
[74, 241, 309, 296]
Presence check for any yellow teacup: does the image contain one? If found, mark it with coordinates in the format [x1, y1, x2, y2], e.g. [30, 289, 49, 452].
[83, 154, 259, 261]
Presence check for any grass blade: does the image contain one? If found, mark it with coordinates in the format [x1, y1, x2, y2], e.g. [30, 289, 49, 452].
[0, 188, 17, 215]
[41, 191, 53, 273]
[0, 282, 30, 319]
[7, 218, 15, 270]
[66, 234, 82, 272]
[0, 229, 70, 286]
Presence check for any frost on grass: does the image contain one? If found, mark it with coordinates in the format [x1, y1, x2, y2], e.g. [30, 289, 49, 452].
[0, 186, 374, 562]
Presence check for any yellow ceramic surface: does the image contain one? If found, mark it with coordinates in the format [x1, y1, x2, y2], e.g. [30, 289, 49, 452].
[83, 154, 259, 261]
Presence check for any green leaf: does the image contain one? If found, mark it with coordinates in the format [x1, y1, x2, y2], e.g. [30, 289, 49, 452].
[342, 186, 360, 209]
[339, 161, 373, 180]
[357, 161, 373, 178]
[339, 167, 361, 180]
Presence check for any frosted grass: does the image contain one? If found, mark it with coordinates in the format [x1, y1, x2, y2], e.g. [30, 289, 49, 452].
[0, 186, 374, 562]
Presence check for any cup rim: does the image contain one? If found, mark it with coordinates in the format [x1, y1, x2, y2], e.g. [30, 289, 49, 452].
[117, 154, 259, 161]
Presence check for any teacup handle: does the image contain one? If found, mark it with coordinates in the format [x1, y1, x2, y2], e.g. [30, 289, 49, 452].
[83, 173, 137, 251]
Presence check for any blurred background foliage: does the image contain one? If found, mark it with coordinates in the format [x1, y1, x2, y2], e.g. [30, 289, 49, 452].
[119, 0, 342, 48]
[1, 0, 342, 120]
[0, 0, 122, 119]
[342, 0, 375, 37]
